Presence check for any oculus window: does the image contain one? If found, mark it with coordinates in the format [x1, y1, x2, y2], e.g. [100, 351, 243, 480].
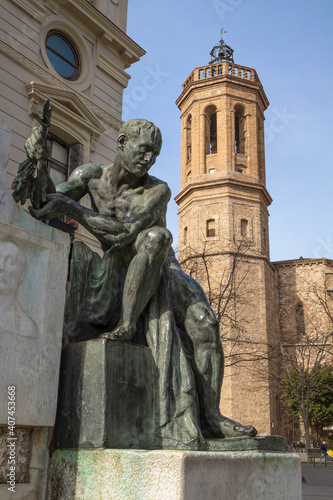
[46, 31, 81, 80]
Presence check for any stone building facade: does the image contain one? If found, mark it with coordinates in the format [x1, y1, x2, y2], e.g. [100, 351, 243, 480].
[0, 0, 144, 253]
[175, 33, 333, 438]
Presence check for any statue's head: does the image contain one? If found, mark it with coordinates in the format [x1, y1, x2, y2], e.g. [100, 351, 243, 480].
[0, 240, 26, 296]
[117, 119, 162, 178]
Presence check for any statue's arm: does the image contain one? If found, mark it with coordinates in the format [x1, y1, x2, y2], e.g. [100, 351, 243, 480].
[55, 163, 99, 201]
[59, 181, 171, 248]
[29, 176, 170, 249]
[29, 190, 125, 248]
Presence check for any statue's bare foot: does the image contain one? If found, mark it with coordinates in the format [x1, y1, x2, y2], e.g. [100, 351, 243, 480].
[202, 413, 257, 439]
[99, 323, 136, 342]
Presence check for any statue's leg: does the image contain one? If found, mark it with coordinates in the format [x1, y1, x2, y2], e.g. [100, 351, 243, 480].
[170, 266, 257, 438]
[100, 227, 172, 341]
[184, 303, 257, 438]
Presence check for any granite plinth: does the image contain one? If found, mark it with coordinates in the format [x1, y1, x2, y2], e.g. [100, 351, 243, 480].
[49, 449, 302, 500]
[205, 435, 285, 452]
[53, 339, 155, 450]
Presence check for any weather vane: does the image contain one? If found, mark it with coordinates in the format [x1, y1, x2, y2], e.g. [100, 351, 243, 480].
[209, 27, 234, 64]
[221, 27, 227, 55]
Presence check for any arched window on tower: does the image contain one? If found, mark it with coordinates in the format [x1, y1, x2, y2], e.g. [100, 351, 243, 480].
[235, 104, 246, 154]
[186, 115, 192, 163]
[262, 227, 267, 249]
[183, 227, 188, 245]
[296, 304, 305, 336]
[205, 106, 217, 155]
[257, 117, 264, 180]
[206, 219, 216, 237]
[240, 218, 248, 238]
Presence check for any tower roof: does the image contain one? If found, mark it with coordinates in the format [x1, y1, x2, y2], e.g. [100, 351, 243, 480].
[209, 28, 234, 64]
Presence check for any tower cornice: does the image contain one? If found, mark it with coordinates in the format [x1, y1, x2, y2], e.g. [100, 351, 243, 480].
[176, 61, 269, 111]
[174, 175, 272, 208]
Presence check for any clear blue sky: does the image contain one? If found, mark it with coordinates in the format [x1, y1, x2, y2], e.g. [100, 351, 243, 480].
[124, 0, 333, 262]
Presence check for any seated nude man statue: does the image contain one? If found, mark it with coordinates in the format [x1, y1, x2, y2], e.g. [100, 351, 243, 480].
[22, 118, 255, 441]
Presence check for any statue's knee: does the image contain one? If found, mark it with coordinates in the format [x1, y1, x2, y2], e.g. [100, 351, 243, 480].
[187, 304, 220, 344]
[143, 227, 173, 254]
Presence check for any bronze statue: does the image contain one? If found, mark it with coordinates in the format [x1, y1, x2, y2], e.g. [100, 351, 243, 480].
[12, 105, 256, 449]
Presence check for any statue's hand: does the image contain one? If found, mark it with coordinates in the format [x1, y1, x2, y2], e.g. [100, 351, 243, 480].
[29, 193, 70, 220]
[25, 100, 52, 165]
[12, 100, 54, 209]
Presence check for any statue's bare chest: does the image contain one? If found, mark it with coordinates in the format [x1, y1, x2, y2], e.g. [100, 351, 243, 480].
[89, 180, 145, 220]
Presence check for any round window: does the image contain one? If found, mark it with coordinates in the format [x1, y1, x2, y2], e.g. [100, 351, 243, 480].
[46, 31, 80, 81]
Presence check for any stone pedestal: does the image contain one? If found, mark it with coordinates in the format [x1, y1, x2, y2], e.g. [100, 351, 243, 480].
[53, 340, 155, 450]
[53, 339, 287, 453]
[49, 449, 302, 500]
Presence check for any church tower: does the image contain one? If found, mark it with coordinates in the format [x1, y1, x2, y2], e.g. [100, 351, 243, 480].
[175, 31, 280, 435]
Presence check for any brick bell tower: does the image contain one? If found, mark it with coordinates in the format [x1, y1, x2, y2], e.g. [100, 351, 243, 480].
[175, 30, 280, 435]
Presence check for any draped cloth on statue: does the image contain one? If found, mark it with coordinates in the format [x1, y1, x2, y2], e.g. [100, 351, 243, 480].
[64, 241, 203, 450]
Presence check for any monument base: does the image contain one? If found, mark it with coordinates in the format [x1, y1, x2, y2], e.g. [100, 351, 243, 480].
[49, 449, 301, 499]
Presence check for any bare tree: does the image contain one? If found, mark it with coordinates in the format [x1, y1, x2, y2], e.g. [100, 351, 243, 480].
[180, 242, 333, 446]
[180, 236, 268, 368]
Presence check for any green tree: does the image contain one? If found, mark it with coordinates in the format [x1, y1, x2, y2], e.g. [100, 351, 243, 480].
[282, 364, 333, 444]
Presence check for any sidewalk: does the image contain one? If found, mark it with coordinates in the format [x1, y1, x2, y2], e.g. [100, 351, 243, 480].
[302, 462, 333, 499]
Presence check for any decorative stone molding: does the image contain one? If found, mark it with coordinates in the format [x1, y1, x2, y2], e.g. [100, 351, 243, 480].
[0, 38, 123, 131]
[11, 0, 47, 23]
[273, 257, 333, 268]
[25, 81, 106, 159]
[175, 174, 273, 208]
[96, 53, 131, 88]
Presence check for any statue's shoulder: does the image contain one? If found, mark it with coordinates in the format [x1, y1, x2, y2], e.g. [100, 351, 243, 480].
[147, 175, 171, 197]
[69, 163, 104, 181]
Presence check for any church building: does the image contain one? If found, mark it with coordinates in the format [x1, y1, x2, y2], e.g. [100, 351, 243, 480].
[175, 31, 333, 438]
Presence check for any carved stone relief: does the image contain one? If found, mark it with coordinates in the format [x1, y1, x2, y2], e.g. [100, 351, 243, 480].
[0, 113, 70, 426]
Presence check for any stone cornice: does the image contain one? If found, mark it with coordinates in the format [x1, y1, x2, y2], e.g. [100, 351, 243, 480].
[50, 0, 146, 68]
[180, 249, 276, 273]
[0, 37, 123, 131]
[176, 73, 269, 112]
[11, 0, 47, 23]
[175, 175, 273, 208]
[273, 258, 333, 268]
[96, 53, 131, 88]
[178, 89, 267, 119]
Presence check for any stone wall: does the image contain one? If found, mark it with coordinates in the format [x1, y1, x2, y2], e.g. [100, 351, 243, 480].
[274, 258, 333, 339]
